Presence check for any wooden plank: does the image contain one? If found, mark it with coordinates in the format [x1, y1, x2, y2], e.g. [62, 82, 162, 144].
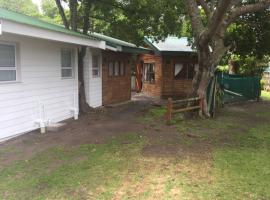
[172, 106, 200, 114]
[172, 97, 201, 104]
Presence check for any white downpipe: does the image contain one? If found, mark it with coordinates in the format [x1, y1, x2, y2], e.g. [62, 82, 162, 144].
[35, 101, 48, 134]
[71, 93, 79, 120]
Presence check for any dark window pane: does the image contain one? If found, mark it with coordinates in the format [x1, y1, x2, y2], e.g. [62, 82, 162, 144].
[0, 44, 15, 68]
[109, 62, 114, 76]
[92, 55, 99, 77]
[120, 62, 125, 76]
[61, 69, 72, 78]
[61, 50, 72, 68]
[143, 63, 155, 83]
[174, 63, 187, 79]
[188, 64, 195, 79]
[0, 70, 16, 81]
[114, 61, 119, 76]
[92, 69, 99, 77]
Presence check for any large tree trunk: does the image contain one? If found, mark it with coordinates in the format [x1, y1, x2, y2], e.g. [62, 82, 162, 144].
[190, 46, 213, 117]
[78, 46, 92, 113]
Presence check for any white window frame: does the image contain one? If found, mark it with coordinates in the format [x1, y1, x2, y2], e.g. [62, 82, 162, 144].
[143, 63, 155, 83]
[0, 42, 18, 83]
[92, 54, 100, 78]
[61, 48, 74, 79]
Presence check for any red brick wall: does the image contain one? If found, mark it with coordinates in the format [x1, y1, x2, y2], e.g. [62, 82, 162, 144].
[138, 53, 198, 99]
[138, 53, 163, 97]
[102, 51, 132, 105]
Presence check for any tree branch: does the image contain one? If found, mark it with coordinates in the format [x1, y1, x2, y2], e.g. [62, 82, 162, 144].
[69, 0, 78, 31]
[186, 0, 205, 40]
[227, 0, 270, 25]
[82, 0, 92, 34]
[55, 0, 69, 29]
[197, 0, 212, 19]
[203, 0, 232, 43]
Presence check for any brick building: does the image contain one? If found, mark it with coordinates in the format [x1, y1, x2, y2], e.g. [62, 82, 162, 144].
[136, 37, 198, 99]
[91, 33, 149, 106]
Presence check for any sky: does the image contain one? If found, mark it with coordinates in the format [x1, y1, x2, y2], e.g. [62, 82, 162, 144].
[32, 0, 42, 11]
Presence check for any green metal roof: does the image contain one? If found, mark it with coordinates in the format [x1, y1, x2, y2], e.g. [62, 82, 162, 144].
[0, 8, 150, 54]
[0, 8, 96, 40]
[91, 32, 137, 48]
[90, 32, 150, 54]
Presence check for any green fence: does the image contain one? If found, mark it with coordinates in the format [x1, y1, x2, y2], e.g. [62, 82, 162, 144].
[217, 73, 261, 103]
[207, 72, 261, 115]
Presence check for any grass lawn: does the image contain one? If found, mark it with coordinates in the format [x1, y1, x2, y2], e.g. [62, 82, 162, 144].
[0, 99, 270, 199]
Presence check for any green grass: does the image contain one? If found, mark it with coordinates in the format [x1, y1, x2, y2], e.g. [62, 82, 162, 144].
[138, 106, 167, 124]
[1, 103, 270, 199]
[261, 90, 270, 101]
[0, 133, 146, 200]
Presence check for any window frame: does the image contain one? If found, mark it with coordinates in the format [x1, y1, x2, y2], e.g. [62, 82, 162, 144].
[61, 48, 74, 79]
[0, 42, 18, 83]
[108, 60, 125, 77]
[143, 62, 155, 84]
[174, 62, 195, 80]
[92, 54, 100, 78]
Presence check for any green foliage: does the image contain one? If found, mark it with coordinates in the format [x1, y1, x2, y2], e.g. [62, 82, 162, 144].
[261, 91, 270, 101]
[261, 79, 266, 90]
[225, 9, 270, 59]
[232, 55, 268, 76]
[0, 0, 40, 17]
[40, 0, 63, 25]
[88, 0, 186, 44]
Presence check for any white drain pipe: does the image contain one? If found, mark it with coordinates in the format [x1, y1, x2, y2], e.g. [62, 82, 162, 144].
[71, 93, 79, 120]
[71, 108, 79, 120]
[35, 101, 48, 134]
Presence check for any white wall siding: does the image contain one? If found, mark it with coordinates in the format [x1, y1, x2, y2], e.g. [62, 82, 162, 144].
[0, 34, 79, 141]
[84, 48, 102, 108]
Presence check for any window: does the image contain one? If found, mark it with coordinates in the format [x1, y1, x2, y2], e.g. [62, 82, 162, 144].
[61, 49, 73, 78]
[143, 63, 155, 83]
[0, 43, 17, 82]
[120, 62, 125, 76]
[109, 62, 114, 76]
[174, 63, 195, 80]
[187, 64, 195, 79]
[92, 55, 100, 78]
[108, 61, 125, 77]
[114, 61, 119, 76]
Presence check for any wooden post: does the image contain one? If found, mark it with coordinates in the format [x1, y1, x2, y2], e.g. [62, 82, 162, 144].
[167, 98, 173, 124]
[199, 97, 203, 117]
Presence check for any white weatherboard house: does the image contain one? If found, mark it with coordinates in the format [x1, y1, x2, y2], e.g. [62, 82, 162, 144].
[0, 8, 110, 142]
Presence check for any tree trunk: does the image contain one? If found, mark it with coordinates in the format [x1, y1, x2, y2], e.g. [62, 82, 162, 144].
[190, 47, 213, 117]
[78, 46, 92, 113]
